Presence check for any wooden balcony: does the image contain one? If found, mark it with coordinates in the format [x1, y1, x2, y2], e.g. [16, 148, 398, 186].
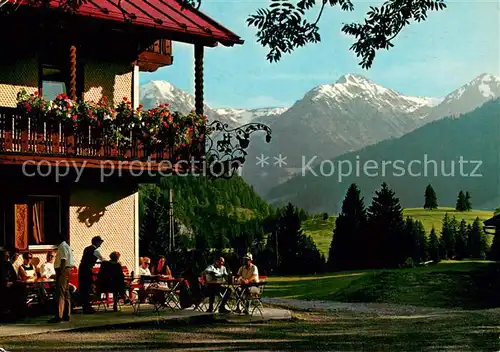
[0, 107, 201, 176]
[136, 39, 173, 72]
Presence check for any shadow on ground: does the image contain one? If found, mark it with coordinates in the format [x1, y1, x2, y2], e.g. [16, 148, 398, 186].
[2, 309, 500, 351]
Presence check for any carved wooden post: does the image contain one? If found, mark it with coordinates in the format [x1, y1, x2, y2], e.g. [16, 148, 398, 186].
[67, 45, 77, 154]
[194, 44, 204, 163]
[69, 45, 77, 101]
[194, 44, 204, 116]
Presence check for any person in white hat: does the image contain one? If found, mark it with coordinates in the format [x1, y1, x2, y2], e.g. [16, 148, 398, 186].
[236, 253, 259, 284]
[235, 253, 260, 314]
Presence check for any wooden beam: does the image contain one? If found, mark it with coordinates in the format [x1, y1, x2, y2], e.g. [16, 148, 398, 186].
[194, 44, 204, 116]
[137, 51, 173, 64]
[0, 154, 191, 173]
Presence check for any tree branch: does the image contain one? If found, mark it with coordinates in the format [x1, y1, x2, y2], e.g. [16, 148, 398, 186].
[312, 0, 327, 27]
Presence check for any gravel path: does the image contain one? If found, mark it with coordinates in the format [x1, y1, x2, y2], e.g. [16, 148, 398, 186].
[262, 298, 455, 316]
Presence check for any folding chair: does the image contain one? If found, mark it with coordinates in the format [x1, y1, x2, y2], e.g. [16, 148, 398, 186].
[133, 276, 164, 315]
[163, 279, 182, 310]
[239, 282, 266, 319]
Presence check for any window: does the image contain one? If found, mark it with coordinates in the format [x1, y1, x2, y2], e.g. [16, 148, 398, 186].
[41, 65, 67, 101]
[28, 196, 61, 247]
[39, 57, 84, 100]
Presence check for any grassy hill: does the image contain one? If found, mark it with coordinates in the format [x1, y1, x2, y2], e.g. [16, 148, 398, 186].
[265, 260, 500, 309]
[302, 207, 494, 257]
[302, 216, 337, 255]
[402, 207, 493, 233]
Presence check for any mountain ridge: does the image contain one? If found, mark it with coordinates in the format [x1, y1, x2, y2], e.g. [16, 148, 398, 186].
[138, 73, 500, 198]
[265, 98, 500, 213]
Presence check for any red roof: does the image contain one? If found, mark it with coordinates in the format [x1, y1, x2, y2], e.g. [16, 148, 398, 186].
[13, 0, 244, 46]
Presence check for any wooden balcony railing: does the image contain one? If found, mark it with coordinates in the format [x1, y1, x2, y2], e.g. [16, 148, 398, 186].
[0, 106, 190, 165]
[137, 39, 173, 72]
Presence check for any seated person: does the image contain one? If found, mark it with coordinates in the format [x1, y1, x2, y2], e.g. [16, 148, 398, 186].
[152, 255, 173, 290]
[135, 257, 153, 302]
[0, 250, 20, 316]
[152, 255, 172, 278]
[40, 252, 56, 279]
[201, 257, 230, 313]
[96, 251, 127, 312]
[9, 248, 21, 276]
[18, 252, 37, 282]
[0, 250, 17, 286]
[138, 257, 152, 276]
[234, 253, 260, 314]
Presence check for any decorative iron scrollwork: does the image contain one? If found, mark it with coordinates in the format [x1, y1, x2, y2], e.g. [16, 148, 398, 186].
[204, 120, 272, 179]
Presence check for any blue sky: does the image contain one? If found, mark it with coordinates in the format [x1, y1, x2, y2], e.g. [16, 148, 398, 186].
[140, 0, 500, 109]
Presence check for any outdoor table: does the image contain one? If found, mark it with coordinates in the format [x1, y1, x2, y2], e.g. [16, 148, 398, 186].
[230, 281, 267, 314]
[18, 279, 56, 308]
[151, 277, 182, 312]
[204, 280, 234, 312]
[125, 275, 182, 314]
[204, 280, 266, 314]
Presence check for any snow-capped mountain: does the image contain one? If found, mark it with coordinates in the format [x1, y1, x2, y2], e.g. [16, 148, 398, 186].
[139, 73, 500, 197]
[140, 80, 230, 124]
[214, 107, 288, 125]
[140, 81, 286, 127]
[240, 72, 500, 196]
[308, 74, 438, 114]
[425, 73, 500, 121]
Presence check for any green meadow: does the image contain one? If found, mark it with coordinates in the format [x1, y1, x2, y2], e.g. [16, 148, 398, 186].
[302, 207, 494, 256]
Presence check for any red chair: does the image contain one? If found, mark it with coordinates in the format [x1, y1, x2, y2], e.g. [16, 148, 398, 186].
[69, 267, 78, 289]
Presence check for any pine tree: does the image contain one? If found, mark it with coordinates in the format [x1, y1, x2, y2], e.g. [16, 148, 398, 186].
[366, 182, 405, 268]
[414, 220, 428, 262]
[139, 186, 169, 258]
[441, 213, 456, 259]
[467, 217, 488, 259]
[455, 219, 468, 259]
[428, 227, 440, 262]
[489, 227, 500, 261]
[465, 191, 472, 211]
[402, 217, 415, 262]
[455, 191, 467, 211]
[328, 183, 367, 271]
[276, 203, 324, 274]
[424, 184, 438, 210]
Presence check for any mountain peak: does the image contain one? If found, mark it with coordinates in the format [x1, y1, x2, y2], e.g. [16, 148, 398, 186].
[441, 73, 500, 103]
[335, 73, 371, 84]
[474, 73, 500, 82]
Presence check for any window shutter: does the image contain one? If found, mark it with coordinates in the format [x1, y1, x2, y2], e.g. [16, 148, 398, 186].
[14, 203, 28, 250]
